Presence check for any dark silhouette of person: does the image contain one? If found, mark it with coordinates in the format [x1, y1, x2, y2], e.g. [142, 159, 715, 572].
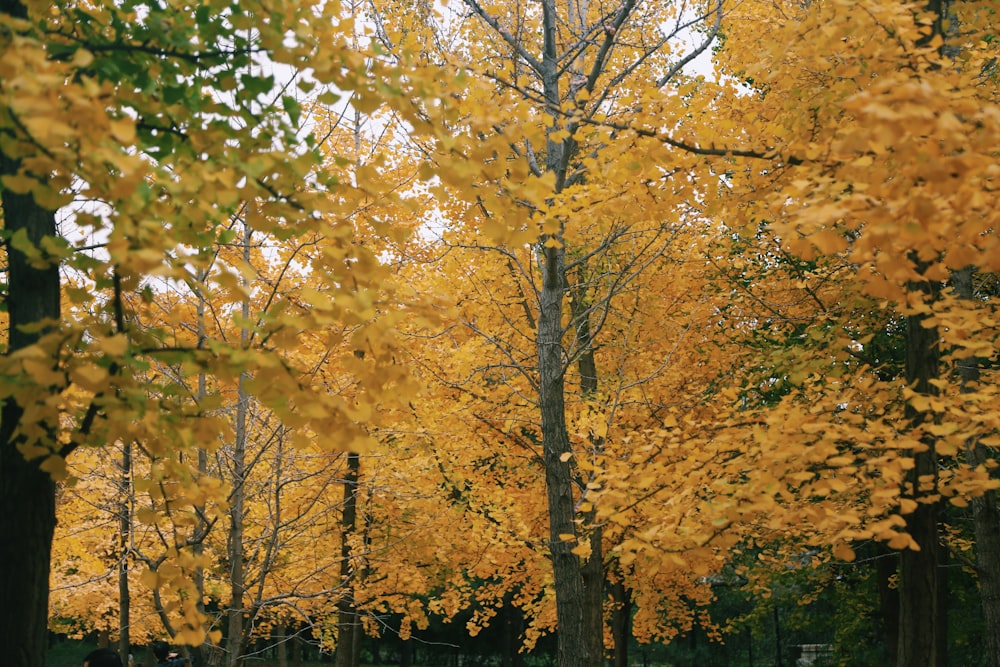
[83, 648, 123, 667]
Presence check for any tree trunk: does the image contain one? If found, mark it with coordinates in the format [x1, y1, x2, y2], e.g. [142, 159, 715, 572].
[572, 287, 605, 667]
[610, 579, 631, 667]
[581, 528, 604, 666]
[119, 442, 133, 663]
[897, 273, 944, 667]
[275, 626, 287, 667]
[969, 466, 1000, 667]
[335, 453, 363, 667]
[195, 279, 213, 667]
[538, 244, 590, 667]
[227, 225, 253, 667]
[0, 88, 63, 667]
[875, 546, 900, 665]
[952, 266, 1000, 667]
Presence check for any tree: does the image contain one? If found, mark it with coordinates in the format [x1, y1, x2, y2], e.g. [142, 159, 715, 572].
[357, 0, 761, 662]
[711, 0, 1000, 663]
[1, 0, 435, 663]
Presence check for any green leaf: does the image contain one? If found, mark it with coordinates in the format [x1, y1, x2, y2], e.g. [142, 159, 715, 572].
[282, 95, 302, 126]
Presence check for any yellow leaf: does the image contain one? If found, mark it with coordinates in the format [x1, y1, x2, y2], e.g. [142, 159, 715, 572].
[72, 48, 94, 68]
[140, 568, 159, 589]
[70, 363, 108, 391]
[96, 334, 129, 356]
[1, 173, 36, 193]
[109, 118, 136, 144]
[39, 455, 68, 480]
[832, 543, 855, 562]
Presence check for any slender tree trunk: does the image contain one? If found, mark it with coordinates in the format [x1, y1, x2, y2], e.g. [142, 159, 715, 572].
[573, 293, 605, 667]
[195, 275, 212, 667]
[227, 226, 253, 667]
[335, 452, 362, 667]
[0, 96, 63, 667]
[898, 272, 944, 667]
[119, 442, 133, 662]
[952, 266, 1000, 667]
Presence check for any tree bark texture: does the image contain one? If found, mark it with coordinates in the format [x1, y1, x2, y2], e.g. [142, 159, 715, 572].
[952, 266, 1000, 667]
[538, 243, 591, 667]
[335, 453, 363, 667]
[898, 274, 944, 667]
[0, 84, 63, 667]
[610, 579, 632, 667]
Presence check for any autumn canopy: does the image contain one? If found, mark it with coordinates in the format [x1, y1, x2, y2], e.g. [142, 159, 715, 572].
[1, 0, 999, 666]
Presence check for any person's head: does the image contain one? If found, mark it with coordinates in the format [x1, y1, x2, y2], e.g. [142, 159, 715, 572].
[83, 648, 123, 667]
[151, 641, 171, 661]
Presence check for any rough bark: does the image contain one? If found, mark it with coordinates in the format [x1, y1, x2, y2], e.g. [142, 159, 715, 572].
[195, 282, 212, 667]
[538, 242, 590, 666]
[225, 372, 249, 667]
[0, 55, 63, 667]
[952, 266, 1000, 667]
[572, 284, 606, 666]
[610, 579, 631, 667]
[226, 226, 253, 667]
[534, 0, 596, 661]
[897, 273, 943, 667]
[335, 453, 363, 667]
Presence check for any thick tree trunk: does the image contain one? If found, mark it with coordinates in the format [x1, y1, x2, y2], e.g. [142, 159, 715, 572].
[275, 626, 287, 667]
[969, 476, 1000, 667]
[952, 266, 1000, 667]
[0, 413, 58, 667]
[875, 546, 900, 665]
[581, 527, 604, 666]
[897, 275, 944, 667]
[610, 579, 631, 667]
[335, 453, 363, 667]
[0, 104, 63, 667]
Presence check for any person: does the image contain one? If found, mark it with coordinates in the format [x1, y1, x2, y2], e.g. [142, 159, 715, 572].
[83, 648, 124, 667]
[151, 641, 188, 667]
